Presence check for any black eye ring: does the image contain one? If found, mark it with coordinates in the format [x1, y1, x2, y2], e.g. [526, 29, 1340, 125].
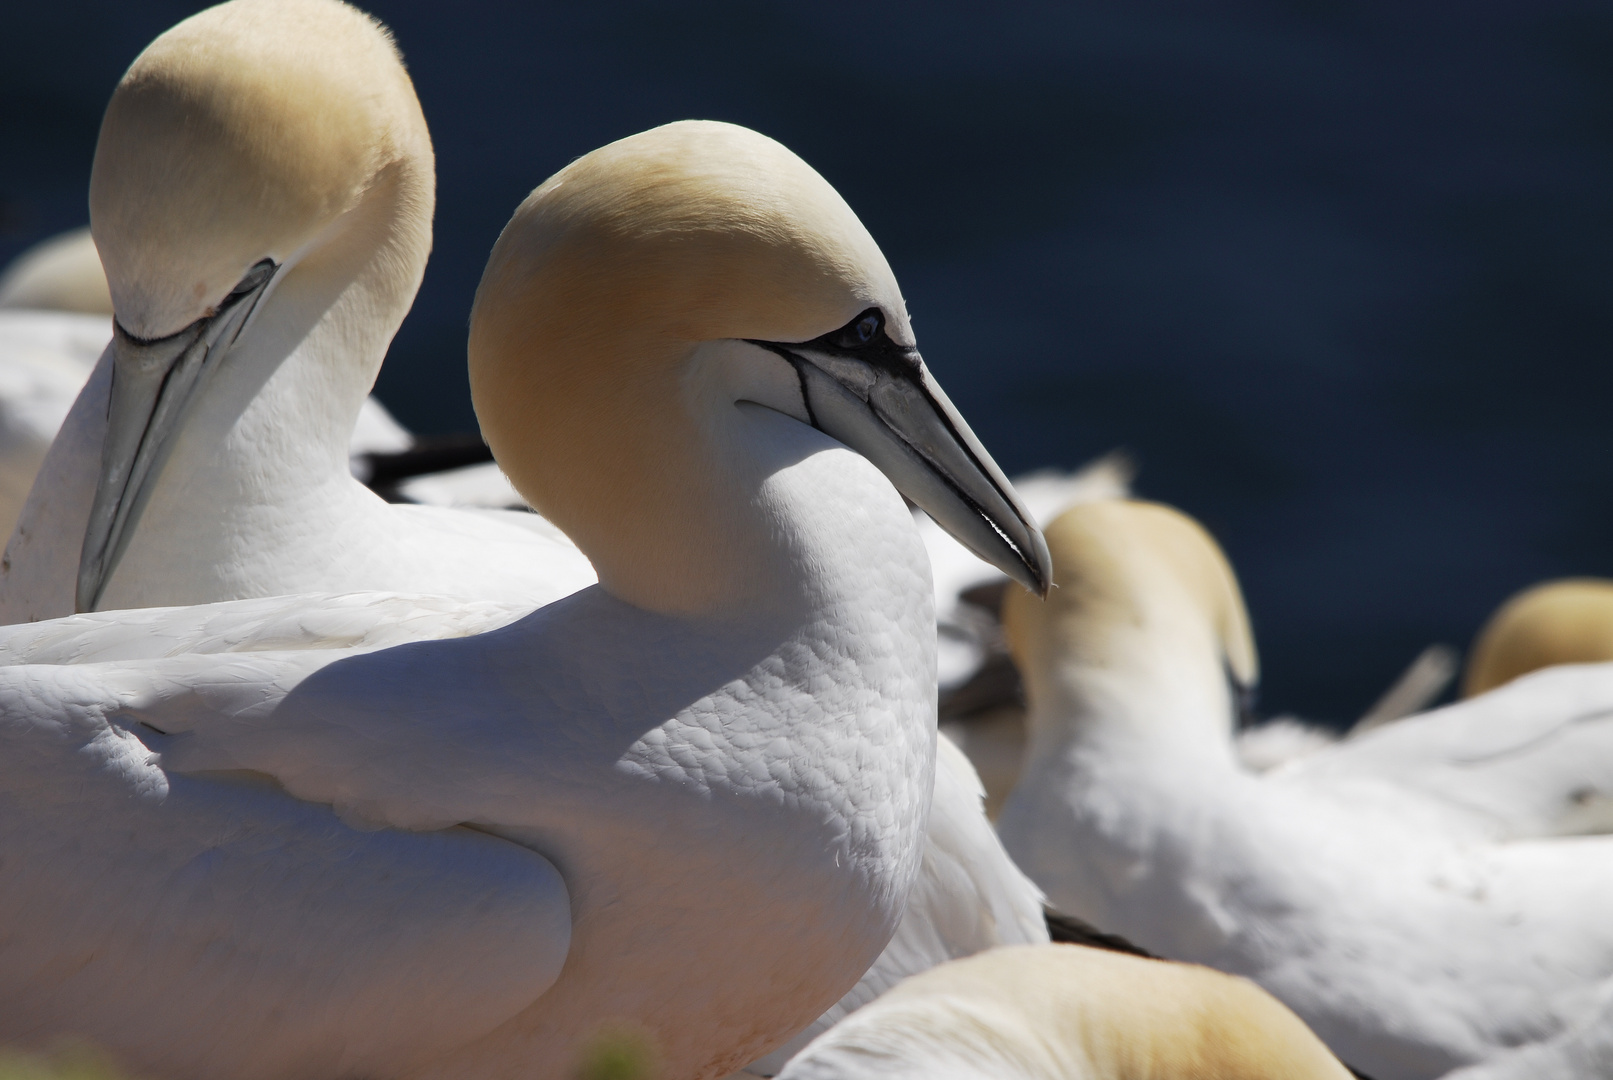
[833, 308, 884, 350]
[230, 258, 277, 296]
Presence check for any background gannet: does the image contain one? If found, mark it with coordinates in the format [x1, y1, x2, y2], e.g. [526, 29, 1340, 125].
[996, 498, 1613, 1080]
[1463, 578, 1613, 697]
[0, 249, 109, 543]
[0, 118, 1049, 1080]
[0, 0, 592, 624]
[1234, 642, 1459, 773]
[774, 944, 1355, 1080]
[932, 466, 1452, 797]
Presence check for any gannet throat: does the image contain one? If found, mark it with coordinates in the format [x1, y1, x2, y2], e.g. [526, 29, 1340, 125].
[750, 307, 1052, 596]
[77, 258, 278, 611]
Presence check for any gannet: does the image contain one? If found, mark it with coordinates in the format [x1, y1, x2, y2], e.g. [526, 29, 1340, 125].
[3, 10, 1051, 1069]
[0, 229, 117, 546]
[1, 5, 1051, 1067]
[0, 324, 108, 545]
[774, 944, 1354, 1080]
[0, 117, 1051, 1080]
[0, 227, 113, 315]
[1463, 578, 1613, 697]
[0, 0, 591, 624]
[996, 498, 1613, 1080]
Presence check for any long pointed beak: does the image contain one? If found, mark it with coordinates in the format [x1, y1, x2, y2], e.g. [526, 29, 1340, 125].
[756, 335, 1052, 597]
[77, 265, 275, 612]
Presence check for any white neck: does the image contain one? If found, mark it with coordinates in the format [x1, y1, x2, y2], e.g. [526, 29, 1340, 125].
[1023, 624, 1241, 769]
[510, 336, 905, 621]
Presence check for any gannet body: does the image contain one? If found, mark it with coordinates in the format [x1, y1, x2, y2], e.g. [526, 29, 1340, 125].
[1236, 642, 1460, 773]
[391, 450, 1056, 1074]
[997, 499, 1613, 1080]
[1439, 986, 1613, 1080]
[741, 736, 1050, 1076]
[0, 117, 1051, 1080]
[0, 0, 592, 625]
[775, 944, 1354, 1080]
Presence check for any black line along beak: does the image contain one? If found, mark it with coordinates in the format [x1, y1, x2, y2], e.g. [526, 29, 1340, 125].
[77, 258, 277, 612]
[749, 309, 1052, 597]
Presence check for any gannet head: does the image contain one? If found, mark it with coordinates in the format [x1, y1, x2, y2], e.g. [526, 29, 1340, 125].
[0, 227, 113, 314]
[1002, 500, 1257, 735]
[776, 943, 1354, 1080]
[77, 0, 433, 611]
[1464, 578, 1613, 696]
[470, 120, 1051, 614]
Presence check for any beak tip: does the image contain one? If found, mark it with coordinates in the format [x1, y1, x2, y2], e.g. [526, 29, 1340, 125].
[1000, 528, 1053, 599]
[1025, 525, 1054, 599]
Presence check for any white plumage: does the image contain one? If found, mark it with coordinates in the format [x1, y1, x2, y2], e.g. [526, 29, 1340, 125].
[997, 498, 1613, 1080]
[0, 231, 416, 567]
[395, 459, 529, 510]
[0, 309, 109, 543]
[0, 104, 1053, 1080]
[774, 944, 1354, 1080]
[742, 736, 1049, 1075]
[0, 12, 1055, 1076]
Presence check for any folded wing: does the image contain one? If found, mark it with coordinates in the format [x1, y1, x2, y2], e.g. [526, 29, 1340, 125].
[1285, 662, 1613, 838]
[0, 647, 571, 1080]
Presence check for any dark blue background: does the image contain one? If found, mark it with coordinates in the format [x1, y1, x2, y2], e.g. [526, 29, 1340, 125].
[6, 1, 1612, 723]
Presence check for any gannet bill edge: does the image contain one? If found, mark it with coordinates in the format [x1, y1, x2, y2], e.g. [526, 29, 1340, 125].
[76, 259, 279, 611]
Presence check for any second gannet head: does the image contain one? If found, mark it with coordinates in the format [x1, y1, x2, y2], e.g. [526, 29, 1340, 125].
[470, 120, 1050, 615]
[0, 228, 113, 314]
[1464, 578, 1613, 697]
[78, 0, 432, 611]
[1002, 500, 1257, 745]
[776, 943, 1354, 1080]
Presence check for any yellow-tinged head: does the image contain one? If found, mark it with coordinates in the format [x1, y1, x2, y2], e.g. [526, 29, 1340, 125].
[1464, 578, 1613, 697]
[90, 0, 432, 339]
[0, 228, 113, 314]
[470, 120, 1049, 614]
[1003, 499, 1256, 735]
[777, 943, 1353, 1079]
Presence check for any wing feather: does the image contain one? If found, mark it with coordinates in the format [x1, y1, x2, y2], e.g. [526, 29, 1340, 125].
[1285, 662, 1613, 837]
[0, 650, 570, 1080]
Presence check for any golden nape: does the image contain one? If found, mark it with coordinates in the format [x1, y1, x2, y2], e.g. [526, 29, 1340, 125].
[1463, 578, 1613, 696]
[775, 943, 1355, 1080]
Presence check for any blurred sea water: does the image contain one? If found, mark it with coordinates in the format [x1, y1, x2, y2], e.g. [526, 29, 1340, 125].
[3, 0, 1611, 722]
